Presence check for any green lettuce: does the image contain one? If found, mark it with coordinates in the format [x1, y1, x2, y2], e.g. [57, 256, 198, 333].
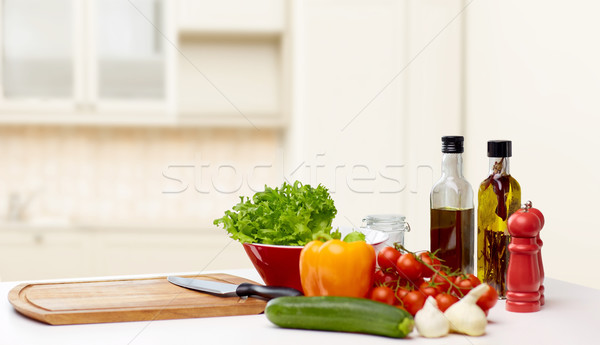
[213, 181, 338, 245]
[342, 231, 366, 243]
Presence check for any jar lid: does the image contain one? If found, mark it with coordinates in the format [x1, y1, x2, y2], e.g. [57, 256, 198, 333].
[362, 214, 410, 232]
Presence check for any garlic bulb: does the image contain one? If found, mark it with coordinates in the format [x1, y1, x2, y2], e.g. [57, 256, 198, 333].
[444, 283, 490, 336]
[415, 296, 450, 338]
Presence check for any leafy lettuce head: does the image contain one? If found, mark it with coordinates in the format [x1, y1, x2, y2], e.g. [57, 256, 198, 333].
[213, 181, 338, 246]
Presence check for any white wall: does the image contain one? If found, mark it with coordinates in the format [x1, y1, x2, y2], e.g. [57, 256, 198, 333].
[465, 0, 600, 288]
[292, 0, 599, 289]
[289, 0, 407, 228]
[290, 0, 464, 248]
[403, 0, 465, 257]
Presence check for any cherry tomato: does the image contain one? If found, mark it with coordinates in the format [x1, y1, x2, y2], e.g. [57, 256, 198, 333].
[454, 274, 480, 297]
[395, 286, 411, 301]
[409, 277, 426, 290]
[435, 293, 459, 312]
[508, 210, 542, 237]
[396, 253, 423, 282]
[467, 274, 482, 286]
[418, 281, 440, 298]
[476, 285, 499, 311]
[373, 269, 398, 287]
[402, 290, 426, 316]
[377, 247, 401, 271]
[418, 252, 441, 278]
[396, 305, 408, 312]
[370, 286, 396, 306]
[431, 271, 452, 294]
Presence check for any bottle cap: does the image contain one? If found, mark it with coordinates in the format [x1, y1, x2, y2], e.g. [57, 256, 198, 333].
[441, 136, 464, 153]
[487, 140, 512, 157]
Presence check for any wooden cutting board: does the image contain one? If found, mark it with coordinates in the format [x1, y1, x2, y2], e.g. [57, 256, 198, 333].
[8, 273, 267, 325]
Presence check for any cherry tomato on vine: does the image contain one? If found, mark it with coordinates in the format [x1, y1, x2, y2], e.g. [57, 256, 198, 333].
[454, 274, 481, 297]
[418, 281, 440, 298]
[476, 285, 499, 311]
[396, 253, 423, 282]
[431, 270, 452, 293]
[369, 286, 397, 306]
[409, 277, 426, 290]
[418, 252, 441, 278]
[373, 269, 398, 287]
[396, 305, 408, 312]
[468, 274, 481, 286]
[435, 293, 459, 312]
[402, 290, 426, 316]
[395, 286, 411, 301]
[377, 247, 401, 271]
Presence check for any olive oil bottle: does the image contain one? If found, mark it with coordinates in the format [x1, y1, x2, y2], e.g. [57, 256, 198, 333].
[430, 136, 474, 274]
[477, 140, 521, 298]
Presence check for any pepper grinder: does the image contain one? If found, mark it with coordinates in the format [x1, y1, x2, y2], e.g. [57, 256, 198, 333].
[505, 204, 543, 313]
[537, 232, 545, 306]
[520, 201, 546, 306]
[525, 201, 546, 306]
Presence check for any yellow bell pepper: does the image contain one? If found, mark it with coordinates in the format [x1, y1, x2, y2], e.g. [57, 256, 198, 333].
[299, 239, 375, 298]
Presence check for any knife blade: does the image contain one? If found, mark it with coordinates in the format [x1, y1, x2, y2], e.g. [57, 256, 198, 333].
[167, 276, 302, 300]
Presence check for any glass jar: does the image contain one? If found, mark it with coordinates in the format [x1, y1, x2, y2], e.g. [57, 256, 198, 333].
[362, 214, 410, 248]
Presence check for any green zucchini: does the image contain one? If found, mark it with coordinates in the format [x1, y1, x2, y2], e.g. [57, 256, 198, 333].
[265, 296, 414, 338]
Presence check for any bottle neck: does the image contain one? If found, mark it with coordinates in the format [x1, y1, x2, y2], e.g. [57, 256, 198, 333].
[441, 153, 464, 178]
[488, 157, 511, 176]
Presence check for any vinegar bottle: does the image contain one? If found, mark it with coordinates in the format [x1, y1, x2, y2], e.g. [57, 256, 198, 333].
[477, 140, 521, 298]
[430, 136, 474, 274]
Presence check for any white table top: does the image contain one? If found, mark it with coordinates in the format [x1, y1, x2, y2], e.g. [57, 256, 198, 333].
[1, 269, 598, 345]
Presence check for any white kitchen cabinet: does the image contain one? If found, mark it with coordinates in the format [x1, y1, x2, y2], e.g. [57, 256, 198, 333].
[93, 230, 252, 277]
[0, 231, 91, 281]
[175, 0, 288, 127]
[0, 0, 175, 125]
[0, 226, 252, 281]
[0, 0, 288, 127]
[1, 0, 74, 100]
[177, 36, 284, 127]
[177, 0, 285, 35]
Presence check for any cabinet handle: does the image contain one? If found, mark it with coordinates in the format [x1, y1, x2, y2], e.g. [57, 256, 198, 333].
[34, 234, 44, 245]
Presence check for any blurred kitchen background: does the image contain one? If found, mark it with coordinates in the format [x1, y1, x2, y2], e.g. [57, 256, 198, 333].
[0, 0, 598, 288]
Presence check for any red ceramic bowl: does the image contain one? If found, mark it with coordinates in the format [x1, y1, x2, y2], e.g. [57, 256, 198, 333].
[242, 243, 304, 292]
[242, 228, 389, 293]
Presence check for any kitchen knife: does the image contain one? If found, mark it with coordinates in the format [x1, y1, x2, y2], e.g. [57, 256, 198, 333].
[167, 276, 302, 300]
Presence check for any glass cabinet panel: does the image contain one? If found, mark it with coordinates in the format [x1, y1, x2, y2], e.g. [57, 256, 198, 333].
[96, 0, 165, 100]
[2, 0, 74, 99]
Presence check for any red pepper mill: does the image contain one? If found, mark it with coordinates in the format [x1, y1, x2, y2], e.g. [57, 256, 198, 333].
[506, 202, 543, 312]
[525, 201, 546, 306]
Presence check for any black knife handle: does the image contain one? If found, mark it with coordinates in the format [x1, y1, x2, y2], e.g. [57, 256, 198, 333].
[236, 283, 302, 300]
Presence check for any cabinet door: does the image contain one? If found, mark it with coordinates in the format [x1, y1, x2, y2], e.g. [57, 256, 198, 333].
[175, 0, 286, 126]
[1, 0, 76, 110]
[0, 0, 171, 121]
[0, 232, 90, 281]
[177, 36, 283, 123]
[94, 0, 167, 101]
[178, 0, 284, 33]
[94, 231, 252, 276]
